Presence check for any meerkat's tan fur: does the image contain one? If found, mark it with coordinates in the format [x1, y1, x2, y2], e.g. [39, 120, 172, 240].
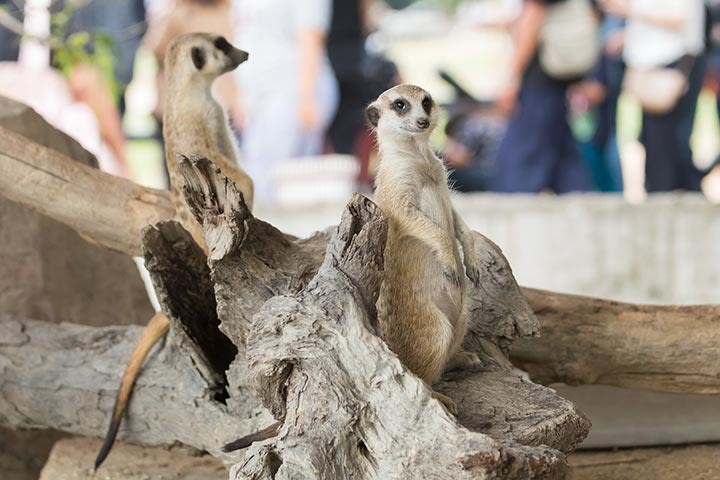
[163, 32, 253, 246]
[96, 33, 253, 470]
[367, 84, 481, 413]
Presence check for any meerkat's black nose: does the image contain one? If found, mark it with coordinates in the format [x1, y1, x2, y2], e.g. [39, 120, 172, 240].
[417, 118, 430, 129]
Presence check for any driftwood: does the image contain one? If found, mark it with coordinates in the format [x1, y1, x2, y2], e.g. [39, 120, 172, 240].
[0, 124, 173, 256]
[513, 289, 720, 394]
[0, 154, 594, 478]
[1, 105, 717, 396]
[0, 100, 717, 477]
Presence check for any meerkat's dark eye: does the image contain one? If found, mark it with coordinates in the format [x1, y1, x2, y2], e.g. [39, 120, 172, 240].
[393, 100, 406, 110]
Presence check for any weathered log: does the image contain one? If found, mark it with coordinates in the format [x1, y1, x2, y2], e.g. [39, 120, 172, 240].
[0, 158, 590, 478]
[0, 124, 174, 256]
[0, 313, 271, 460]
[176, 157, 588, 478]
[513, 288, 720, 394]
[0, 101, 715, 398]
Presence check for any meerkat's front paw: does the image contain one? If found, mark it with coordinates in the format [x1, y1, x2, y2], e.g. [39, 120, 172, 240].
[431, 390, 458, 415]
[445, 351, 482, 373]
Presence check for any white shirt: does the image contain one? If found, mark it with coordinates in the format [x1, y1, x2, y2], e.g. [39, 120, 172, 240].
[624, 0, 705, 69]
[233, 0, 334, 113]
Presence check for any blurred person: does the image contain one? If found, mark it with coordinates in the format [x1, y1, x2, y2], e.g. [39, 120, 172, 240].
[327, 0, 373, 155]
[145, 0, 243, 187]
[493, 0, 596, 193]
[64, 0, 147, 177]
[234, 0, 339, 202]
[602, 0, 707, 192]
[444, 106, 507, 192]
[327, 0, 399, 190]
[570, 12, 625, 192]
[0, 1, 21, 61]
[0, 0, 135, 177]
[439, 71, 505, 192]
[66, 0, 146, 115]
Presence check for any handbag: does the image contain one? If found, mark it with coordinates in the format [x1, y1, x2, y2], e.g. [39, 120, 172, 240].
[539, 0, 599, 79]
[623, 56, 696, 115]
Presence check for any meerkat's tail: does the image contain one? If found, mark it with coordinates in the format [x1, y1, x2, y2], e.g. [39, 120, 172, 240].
[221, 421, 282, 452]
[94, 311, 170, 470]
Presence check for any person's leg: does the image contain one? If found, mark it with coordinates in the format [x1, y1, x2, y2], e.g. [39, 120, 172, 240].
[242, 96, 301, 202]
[604, 130, 624, 192]
[673, 53, 707, 191]
[328, 74, 368, 154]
[493, 85, 558, 193]
[641, 109, 682, 192]
[297, 67, 340, 157]
[552, 110, 595, 193]
[603, 57, 625, 192]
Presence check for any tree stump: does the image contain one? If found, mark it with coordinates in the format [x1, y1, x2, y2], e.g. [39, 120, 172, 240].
[145, 155, 590, 478]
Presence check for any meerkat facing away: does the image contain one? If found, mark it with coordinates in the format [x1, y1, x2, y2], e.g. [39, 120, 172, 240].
[367, 84, 481, 414]
[95, 33, 253, 470]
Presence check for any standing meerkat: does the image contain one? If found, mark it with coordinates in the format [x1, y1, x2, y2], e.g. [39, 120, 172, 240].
[95, 33, 253, 469]
[219, 85, 482, 453]
[367, 84, 481, 414]
[163, 32, 254, 243]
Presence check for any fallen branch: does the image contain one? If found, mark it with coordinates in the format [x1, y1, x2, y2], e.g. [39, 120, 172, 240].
[0, 313, 270, 461]
[179, 157, 587, 478]
[0, 159, 591, 478]
[0, 124, 174, 256]
[513, 288, 720, 394]
[0, 100, 715, 398]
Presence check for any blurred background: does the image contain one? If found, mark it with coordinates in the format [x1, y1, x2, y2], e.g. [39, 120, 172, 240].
[2, 0, 720, 204]
[1, 1, 720, 475]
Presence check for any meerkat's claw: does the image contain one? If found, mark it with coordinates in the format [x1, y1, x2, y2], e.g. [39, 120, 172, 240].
[445, 351, 482, 373]
[465, 264, 480, 286]
[432, 391, 458, 415]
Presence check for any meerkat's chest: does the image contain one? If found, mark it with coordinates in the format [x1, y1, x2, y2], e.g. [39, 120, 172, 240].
[417, 178, 454, 229]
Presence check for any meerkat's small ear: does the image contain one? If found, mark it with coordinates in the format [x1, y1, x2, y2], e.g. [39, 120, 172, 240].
[366, 104, 380, 127]
[191, 47, 206, 70]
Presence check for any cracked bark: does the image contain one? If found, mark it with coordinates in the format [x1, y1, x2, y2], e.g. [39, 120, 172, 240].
[0, 155, 591, 479]
[176, 156, 588, 479]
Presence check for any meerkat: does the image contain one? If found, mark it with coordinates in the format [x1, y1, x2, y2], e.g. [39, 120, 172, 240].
[367, 84, 481, 414]
[220, 86, 483, 454]
[95, 33, 253, 470]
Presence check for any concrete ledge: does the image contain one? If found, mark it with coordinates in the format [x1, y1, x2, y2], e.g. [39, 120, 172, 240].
[257, 192, 720, 304]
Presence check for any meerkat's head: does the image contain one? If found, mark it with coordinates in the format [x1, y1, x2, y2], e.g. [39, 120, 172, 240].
[366, 84, 438, 140]
[166, 32, 248, 83]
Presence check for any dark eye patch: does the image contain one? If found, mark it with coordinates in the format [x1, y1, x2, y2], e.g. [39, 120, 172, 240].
[191, 46, 206, 70]
[214, 36, 232, 54]
[392, 97, 409, 116]
[422, 96, 432, 114]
